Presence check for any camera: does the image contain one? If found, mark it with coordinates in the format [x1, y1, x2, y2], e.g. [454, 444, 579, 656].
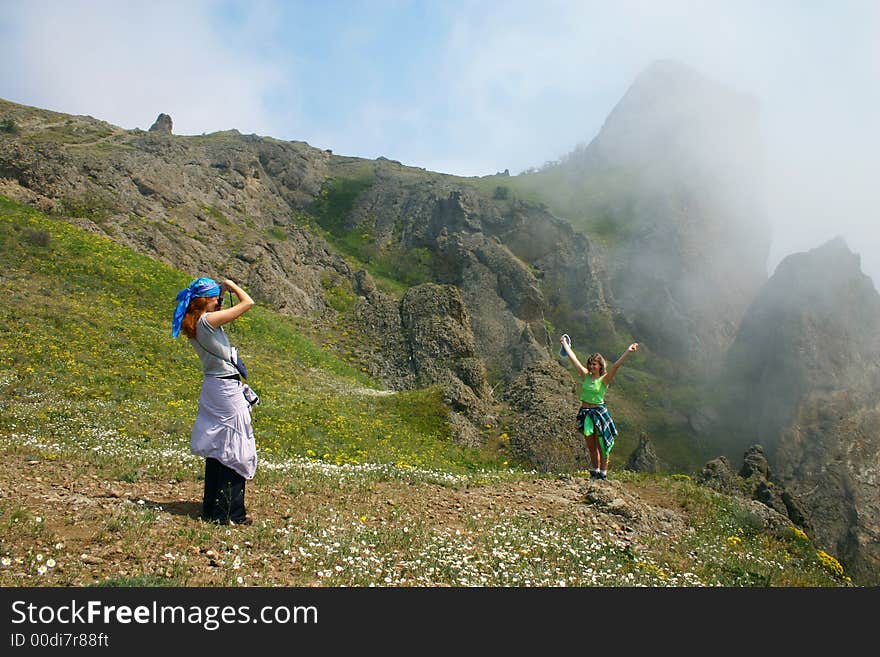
[242, 384, 260, 407]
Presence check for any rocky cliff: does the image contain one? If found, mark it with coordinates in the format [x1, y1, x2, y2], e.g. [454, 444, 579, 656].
[340, 171, 623, 383]
[719, 237, 880, 584]
[0, 101, 338, 316]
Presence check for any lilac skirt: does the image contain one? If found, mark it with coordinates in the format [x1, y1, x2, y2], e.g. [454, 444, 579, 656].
[191, 376, 257, 479]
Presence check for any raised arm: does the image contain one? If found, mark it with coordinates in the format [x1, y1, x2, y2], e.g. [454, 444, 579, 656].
[603, 342, 639, 387]
[205, 279, 254, 328]
[560, 336, 590, 377]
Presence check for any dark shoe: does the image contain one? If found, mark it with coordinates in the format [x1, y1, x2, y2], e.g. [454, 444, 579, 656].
[596, 472, 607, 480]
[589, 471, 599, 479]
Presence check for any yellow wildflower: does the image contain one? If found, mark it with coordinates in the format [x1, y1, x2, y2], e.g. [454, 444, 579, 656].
[816, 550, 845, 578]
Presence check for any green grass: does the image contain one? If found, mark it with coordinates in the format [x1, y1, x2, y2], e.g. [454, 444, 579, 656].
[470, 164, 642, 249]
[309, 166, 375, 237]
[623, 472, 851, 586]
[305, 164, 436, 293]
[0, 195, 511, 476]
[320, 269, 357, 312]
[24, 122, 115, 145]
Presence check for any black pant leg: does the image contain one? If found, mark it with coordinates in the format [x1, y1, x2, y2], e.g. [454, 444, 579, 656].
[205, 459, 247, 523]
[202, 457, 221, 520]
[219, 462, 246, 523]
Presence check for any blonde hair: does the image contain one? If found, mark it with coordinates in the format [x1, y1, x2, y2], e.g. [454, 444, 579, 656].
[586, 353, 607, 376]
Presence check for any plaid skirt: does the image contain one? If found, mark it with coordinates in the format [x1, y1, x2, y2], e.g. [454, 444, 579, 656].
[576, 405, 618, 457]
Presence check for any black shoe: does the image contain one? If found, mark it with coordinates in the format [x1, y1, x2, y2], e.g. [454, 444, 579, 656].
[596, 472, 607, 480]
[589, 471, 600, 479]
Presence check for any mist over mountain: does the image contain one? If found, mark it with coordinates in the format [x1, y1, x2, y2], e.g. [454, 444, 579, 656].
[516, 60, 769, 371]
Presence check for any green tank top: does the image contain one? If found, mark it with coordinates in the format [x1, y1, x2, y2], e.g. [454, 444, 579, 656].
[580, 375, 607, 404]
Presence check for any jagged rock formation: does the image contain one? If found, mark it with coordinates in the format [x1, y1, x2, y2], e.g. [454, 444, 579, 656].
[624, 433, 663, 473]
[148, 113, 173, 134]
[697, 445, 813, 534]
[503, 359, 591, 472]
[696, 456, 743, 496]
[341, 170, 622, 384]
[739, 444, 771, 479]
[718, 238, 880, 584]
[352, 273, 490, 444]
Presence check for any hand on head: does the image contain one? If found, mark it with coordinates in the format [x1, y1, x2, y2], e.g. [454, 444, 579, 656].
[218, 279, 235, 297]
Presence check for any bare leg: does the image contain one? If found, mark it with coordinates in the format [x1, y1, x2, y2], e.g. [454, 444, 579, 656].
[599, 452, 610, 471]
[585, 433, 600, 470]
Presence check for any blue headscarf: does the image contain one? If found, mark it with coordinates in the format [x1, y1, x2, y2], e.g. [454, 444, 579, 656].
[171, 277, 221, 337]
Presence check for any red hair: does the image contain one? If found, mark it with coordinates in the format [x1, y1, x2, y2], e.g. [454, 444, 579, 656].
[181, 297, 213, 338]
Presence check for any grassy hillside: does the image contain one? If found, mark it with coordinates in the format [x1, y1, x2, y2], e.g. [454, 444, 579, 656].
[471, 164, 639, 248]
[0, 195, 513, 477]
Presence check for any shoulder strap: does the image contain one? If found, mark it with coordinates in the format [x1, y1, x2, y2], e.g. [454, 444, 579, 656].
[193, 316, 248, 379]
[192, 320, 232, 364]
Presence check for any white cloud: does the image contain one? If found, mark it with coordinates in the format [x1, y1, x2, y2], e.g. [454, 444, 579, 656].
[1, 0, 294, 136]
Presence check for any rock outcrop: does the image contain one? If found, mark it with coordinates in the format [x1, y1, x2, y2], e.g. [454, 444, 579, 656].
[624, 433, 664, 473]
[696, 456, 743, 496]
[503, 359, 591, 472]
[148, 113, 173, 134]
[697, 445, 813, 534]
[353, 273, 491, 445]
[717, 238, 880, 584]
[342, 171, 622, 385]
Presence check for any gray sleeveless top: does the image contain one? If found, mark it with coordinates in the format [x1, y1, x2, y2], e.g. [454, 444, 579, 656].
[189, 314, 238, 378]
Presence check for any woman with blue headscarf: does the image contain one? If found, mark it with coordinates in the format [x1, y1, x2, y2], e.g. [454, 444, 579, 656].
[173, 276, 257, 525]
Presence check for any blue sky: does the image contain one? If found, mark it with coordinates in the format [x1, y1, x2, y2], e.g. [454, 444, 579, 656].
[1, 0, 878, 285]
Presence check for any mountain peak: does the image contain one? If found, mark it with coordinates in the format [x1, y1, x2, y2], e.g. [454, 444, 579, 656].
[631, 58, 714, 90]
[567, 58, 763, 188]
[811, 234, 852, 257]
[775, 235, 864, 284]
